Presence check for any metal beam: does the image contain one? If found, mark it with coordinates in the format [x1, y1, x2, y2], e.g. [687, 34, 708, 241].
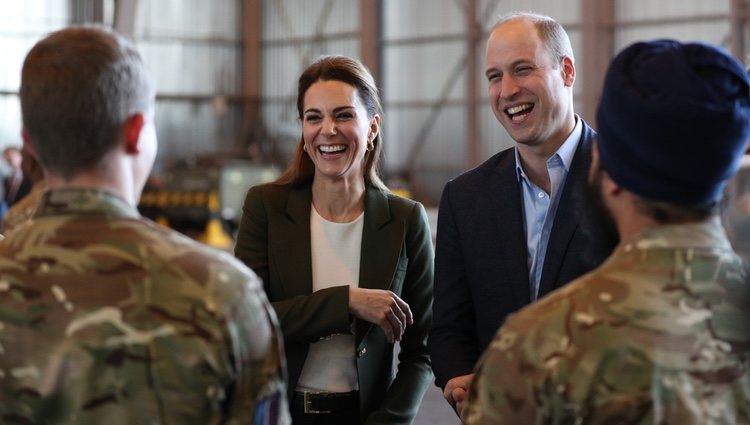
[138, 34, 242, 47]
[615, 13, 729, 28]
[581, 0, 614, 124]
[383, 33, 466, 46]
[113, 0, 138, 36]
[466, 0, 480, 167]
[278, 0, 350, 125]
[730, 0, 749, 62]
[397, 0, 514, 176]
[70, 0, 105, 24]
[360, 0, 382, 85]
[402, 54, 467, 171]
[242, 0, 263, 155]
[263, 31, 359, 47]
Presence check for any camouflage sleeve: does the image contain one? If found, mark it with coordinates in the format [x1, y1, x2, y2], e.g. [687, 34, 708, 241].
[463, 319, 541, 425]
[463, 294, 577, 425]
[223, 273, 291, 425]
[463, 276, 668, 425]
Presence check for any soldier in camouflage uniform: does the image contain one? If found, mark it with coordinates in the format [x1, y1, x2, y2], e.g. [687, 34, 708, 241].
[0, 26, 290, 424]
[465, 40, 750, 424]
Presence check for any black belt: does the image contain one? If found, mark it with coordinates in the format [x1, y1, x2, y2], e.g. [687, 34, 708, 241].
[293, 391, 359, 414]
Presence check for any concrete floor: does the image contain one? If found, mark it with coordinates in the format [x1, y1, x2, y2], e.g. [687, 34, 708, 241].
[393, 340, 460, 425]
[413, 380, 461, 425]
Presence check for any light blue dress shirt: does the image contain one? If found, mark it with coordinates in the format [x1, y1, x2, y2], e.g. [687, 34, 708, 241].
[515, 117, 582, 301]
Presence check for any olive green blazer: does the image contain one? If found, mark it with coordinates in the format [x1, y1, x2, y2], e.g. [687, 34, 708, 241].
[235, 182, 434, 425]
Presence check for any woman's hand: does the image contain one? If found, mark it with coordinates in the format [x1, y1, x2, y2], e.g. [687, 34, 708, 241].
[349, 287, 413, 343]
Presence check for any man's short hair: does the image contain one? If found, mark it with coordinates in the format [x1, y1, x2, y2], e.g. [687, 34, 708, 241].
[20, 25, 154, 179]
[492, 12, 575, 68]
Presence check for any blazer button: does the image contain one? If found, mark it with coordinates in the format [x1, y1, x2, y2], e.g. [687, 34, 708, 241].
[357, 347, 367, 358]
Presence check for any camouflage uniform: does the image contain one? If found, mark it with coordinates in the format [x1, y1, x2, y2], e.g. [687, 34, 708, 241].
[465, 220, 750, 425]
[0, 188, 290, 425]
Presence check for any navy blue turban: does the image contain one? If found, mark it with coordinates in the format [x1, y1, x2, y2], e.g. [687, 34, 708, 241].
[597, 39, 750, 206]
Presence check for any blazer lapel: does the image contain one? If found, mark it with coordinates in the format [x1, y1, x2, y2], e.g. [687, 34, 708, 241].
[355, 187, 404, 346]
[492, 152, 532, 307]
[538, 123, 594, 296]
[272, 185, 314, 298]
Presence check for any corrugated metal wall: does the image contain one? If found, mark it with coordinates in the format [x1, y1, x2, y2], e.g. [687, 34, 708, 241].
[0, 0, 248, 171]
[255, 0, 736, 205]
[0, 0, 742, 205]
[261, 0, 360, 166]
[135, 0, 244, 170]
[381, 0, 583, 203]
[0, 1, 70, 160]
[615, 0, 731, 50]
[381, 0, 466, 202]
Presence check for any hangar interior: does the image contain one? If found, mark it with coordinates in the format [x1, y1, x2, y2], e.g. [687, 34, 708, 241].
[0, 1, 749, 423]
[0, 1, 748, 241]
[2, 1, 748, 200]
[1, 0, 749, 253]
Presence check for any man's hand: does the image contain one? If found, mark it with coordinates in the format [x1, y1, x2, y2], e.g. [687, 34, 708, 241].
[349, 287, 413, 343]
[443, 373, 474, 419]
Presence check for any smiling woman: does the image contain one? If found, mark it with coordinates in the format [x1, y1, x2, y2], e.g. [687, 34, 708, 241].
[234, 55, 434, 425]
[300, 79, 379, 192]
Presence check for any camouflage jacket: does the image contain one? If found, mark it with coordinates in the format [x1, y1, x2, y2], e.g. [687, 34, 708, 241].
[0, 188, 290, 425]
[465, 220, 750, 425]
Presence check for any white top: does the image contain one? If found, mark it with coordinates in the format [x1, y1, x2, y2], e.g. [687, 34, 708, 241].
[296, 205, 364, 392]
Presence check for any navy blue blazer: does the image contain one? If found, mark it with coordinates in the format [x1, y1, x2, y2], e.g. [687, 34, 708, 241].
[428, 120, 616, 388]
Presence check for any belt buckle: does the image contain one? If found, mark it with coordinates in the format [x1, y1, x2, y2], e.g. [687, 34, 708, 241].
[303, 391, 332, 414]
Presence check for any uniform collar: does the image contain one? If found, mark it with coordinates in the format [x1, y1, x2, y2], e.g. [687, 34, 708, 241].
[35, 188, 140, 219]
[618, 218, 733, 253]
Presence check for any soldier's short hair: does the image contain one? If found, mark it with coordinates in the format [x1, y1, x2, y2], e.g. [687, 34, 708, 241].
[632, 195, 718, 224]
[20, 25, 154, 179]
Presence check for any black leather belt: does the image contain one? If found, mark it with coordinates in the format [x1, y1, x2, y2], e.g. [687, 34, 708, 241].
[294, 391, 359, 414]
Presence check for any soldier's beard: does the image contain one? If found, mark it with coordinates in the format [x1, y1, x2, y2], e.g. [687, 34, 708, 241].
[583, 166, 620, 252]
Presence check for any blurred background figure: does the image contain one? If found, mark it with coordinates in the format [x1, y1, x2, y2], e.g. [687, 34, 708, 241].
[1, 145, 45, 232]
[3, 146, 31, 208]
[723, 153, 750, 260]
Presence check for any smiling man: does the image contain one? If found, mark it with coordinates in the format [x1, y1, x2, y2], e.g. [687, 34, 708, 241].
[428, 12, 617, 419]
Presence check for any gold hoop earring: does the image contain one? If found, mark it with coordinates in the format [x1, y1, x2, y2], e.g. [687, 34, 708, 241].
[367, 141, 374, 152]
[303, 144, 307, 152]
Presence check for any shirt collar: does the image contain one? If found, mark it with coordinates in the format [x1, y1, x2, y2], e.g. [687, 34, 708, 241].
[515, 115, 583, 181]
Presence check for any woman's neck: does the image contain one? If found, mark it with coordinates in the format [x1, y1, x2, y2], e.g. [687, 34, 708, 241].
[312, 177, 366, 223]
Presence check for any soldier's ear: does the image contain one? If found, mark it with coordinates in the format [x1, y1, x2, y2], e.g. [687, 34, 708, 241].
[601, 170, 622, 196]
[123, 113, 146, 154]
